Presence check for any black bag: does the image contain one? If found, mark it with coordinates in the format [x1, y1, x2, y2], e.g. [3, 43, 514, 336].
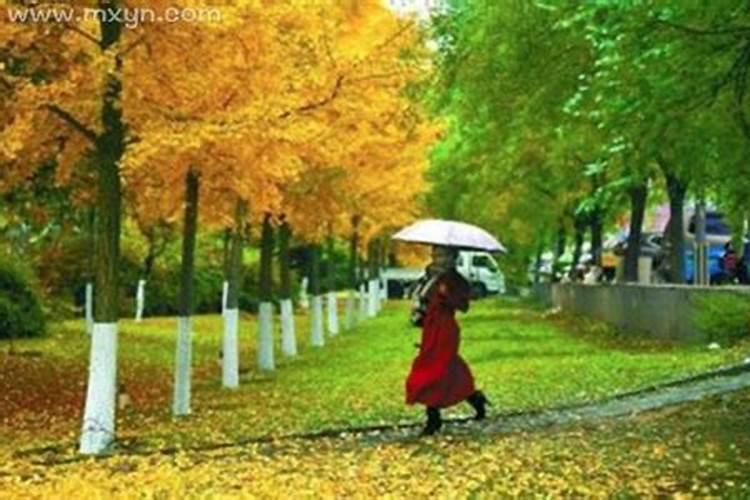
[409, 273, 439, 327]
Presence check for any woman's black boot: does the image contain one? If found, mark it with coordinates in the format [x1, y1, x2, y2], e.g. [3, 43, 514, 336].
[467, 391, 491, 421]
[420, 407, 442, 436]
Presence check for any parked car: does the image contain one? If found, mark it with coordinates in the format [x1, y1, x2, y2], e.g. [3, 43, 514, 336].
[383, 250, 505, 299]
[600, 232, 664, 280]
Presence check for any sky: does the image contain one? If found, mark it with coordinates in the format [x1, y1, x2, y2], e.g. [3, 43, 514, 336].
[385, 0, 443, 18]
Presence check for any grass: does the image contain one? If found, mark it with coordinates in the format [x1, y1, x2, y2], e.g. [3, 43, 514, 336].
[2, 297, 750, 497]
[2, 297, 748, 453]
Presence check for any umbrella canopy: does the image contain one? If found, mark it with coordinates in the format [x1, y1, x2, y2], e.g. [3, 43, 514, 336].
[392, 219, 507, 253]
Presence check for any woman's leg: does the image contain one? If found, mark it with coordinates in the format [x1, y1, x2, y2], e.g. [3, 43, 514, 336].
[466, 391, 491, 420]
[421, 407, 442, 436]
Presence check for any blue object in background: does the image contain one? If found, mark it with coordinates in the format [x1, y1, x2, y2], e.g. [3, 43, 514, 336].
[684, 241, 750, 283]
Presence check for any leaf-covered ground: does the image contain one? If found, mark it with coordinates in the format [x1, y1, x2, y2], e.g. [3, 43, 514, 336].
[1, 298, 749, 497]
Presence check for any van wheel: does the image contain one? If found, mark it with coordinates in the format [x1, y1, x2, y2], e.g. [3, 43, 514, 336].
[471, 283, 487, 299]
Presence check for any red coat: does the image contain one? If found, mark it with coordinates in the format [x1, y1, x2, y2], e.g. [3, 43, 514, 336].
[406, 270, 476, 408]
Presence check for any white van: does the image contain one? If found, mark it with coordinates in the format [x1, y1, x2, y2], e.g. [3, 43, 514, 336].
[383, 250, 505, 298]
[455, 250, 506, 297]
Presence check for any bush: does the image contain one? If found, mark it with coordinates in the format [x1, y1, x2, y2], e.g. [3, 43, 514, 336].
[693, 292, 750, 346]
[0, 260, 45, 339]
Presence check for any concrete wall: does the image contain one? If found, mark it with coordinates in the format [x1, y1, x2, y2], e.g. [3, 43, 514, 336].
[550, 283, 750, 343]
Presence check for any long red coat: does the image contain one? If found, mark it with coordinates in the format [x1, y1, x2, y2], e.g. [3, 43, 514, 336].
[405, 269, 476, 408]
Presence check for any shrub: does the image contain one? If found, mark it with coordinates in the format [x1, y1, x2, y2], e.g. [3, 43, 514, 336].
[0, 260, 45, 340]
[693, 292, 750, 346]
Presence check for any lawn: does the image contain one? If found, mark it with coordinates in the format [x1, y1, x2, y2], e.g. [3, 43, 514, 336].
[2, 297, 748, 456]
[2, 297, 750, 497]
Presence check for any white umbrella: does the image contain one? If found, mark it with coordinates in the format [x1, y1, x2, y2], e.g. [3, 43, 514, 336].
[392, 219, 507, 253]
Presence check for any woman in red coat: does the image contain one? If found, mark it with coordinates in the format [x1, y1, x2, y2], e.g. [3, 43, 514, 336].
[406, 245, 489, 436]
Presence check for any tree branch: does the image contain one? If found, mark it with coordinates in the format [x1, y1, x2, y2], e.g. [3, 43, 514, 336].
[653, 18, 750, 37]
[45, 105, 97, 143]
[278, 75, 345, 119]
[62, 23, 100, 45]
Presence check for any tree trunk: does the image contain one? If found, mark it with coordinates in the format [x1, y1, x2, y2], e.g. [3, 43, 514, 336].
[257, 213, 275, 370]
[325, 225, 339, 336]
[309, 244, 324, 347]
[135, 279, 145, 322]
[173, 169, 199, 416]
[590, 210, 603, 268]
[664, 170, 687, 284]
[221, 228, 231, 314]
[533, 241, 544, 285]
[278, 219, 296, 356]
[84, 207, 96, 335]
[694, 200, 709, 285]
[345, 215, 360, 330]
[552, 223, 566, 279]
[80, 6, 124, 456]
[570, 215, 586, 278]
[222, 198, 247, 388]
[367, 240, 379, 317]
[142, 233, 157, 281]
[624, 182, 648, 283]
[377, 237, 387, 306]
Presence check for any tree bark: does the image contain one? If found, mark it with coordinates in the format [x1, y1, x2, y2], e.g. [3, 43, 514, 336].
[277, 218, 296, 356]
[226, 199, 247, 309]
[80, 1, 124, 456]
[222, 198, 247, 388]
[590, 210, 603, 268]
[664, 169, 687, 284]
[570, 215, 586, 278]
[325, 224, 339, 336]
[349, 217, 360, 286]
[178, 170, 200, 317]
[222, 228, 231, 279]
[309, 244, 321, 296]
[694, 200, 709, 285]
[624, 182, 648, 283]
[324, 224, 335, 294]
[533, 242, 544, 285]
[309, 244, 325, 347]
[257, 213, 275, 370]
[174, 168, 200, 416]
[278, 219, 292, 300]
[259, 213, 274, 302]
[552, 223, 566, 279]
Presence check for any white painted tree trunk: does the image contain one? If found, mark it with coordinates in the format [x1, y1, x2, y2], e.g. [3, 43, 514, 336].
[358, 283, 367, 320]
[299, 277, 310, 309]
[326, 292, 339, 336]
[135, 279, 146, 322]
[280, 298, 297, 356]
[173, 316, 192, 416]
[221, 280, 229, 316]
[257, 302, 275, 371]
[222, 308, 240, 388]
[380, 277, 387, 307]
[85, 282, 94, 336]
[367, 279, 378, 318]
[344, 290, 356, 330]
[310, 295, 325, 347]
[79, 323, 118, 455]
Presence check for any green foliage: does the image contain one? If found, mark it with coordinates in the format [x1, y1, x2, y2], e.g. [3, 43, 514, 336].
[0, 259, 45, 340]
[427, 0, 750, 267]
[693, 293, 750, 346]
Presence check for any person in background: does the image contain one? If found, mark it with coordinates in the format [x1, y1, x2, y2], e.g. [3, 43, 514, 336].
[406, 245, 490, 436]
[720, 241, 738, 283]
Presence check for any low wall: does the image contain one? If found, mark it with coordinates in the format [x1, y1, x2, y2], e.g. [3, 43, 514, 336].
[550, 283, 750, 343]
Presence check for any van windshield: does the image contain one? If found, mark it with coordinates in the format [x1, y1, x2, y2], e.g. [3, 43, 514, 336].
[472, 255, 498, 272]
